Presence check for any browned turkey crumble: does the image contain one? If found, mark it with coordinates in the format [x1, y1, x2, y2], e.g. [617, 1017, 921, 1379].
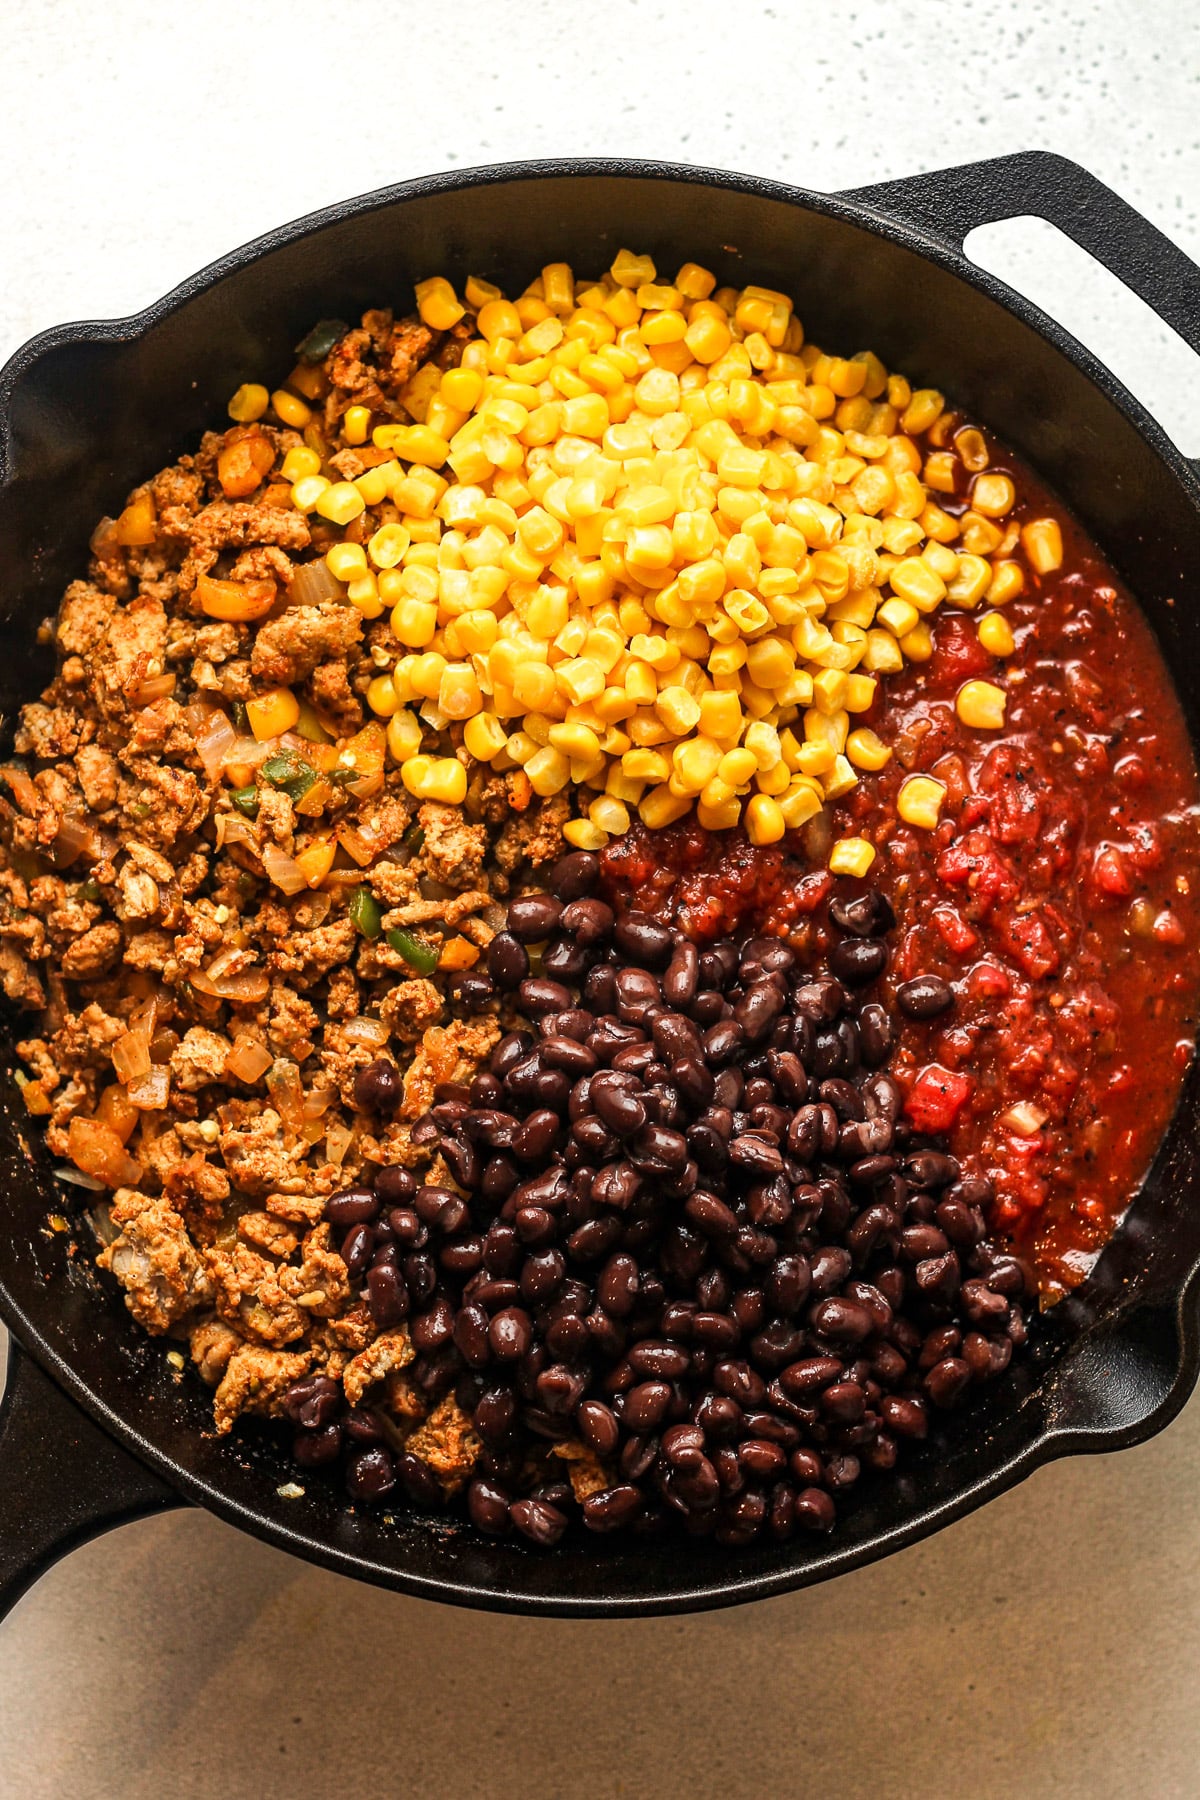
[0, 308, 566, 1484]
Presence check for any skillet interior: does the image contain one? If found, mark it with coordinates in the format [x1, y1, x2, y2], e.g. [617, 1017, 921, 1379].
[2, 163, 1199, 1614]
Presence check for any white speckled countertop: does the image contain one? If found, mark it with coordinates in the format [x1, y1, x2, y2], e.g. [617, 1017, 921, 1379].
[2, 4, 1198, 1794]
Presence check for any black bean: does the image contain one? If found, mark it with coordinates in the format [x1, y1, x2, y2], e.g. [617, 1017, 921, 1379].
[546, 851, 600, 901]
[487, 932, 530, 989]
[511, 1497, 568, 1547]
[397, 1453, 444, 1508]
[829, 890, 895, 937]
[810, 1296, 875, 1346]
[518, 976, 573, 1016]
[468, 1478, 512, 1536]
[282, 1376, 342, 1431]
[581, 1485, 643, 1532]
[560, 897, 614, 945]
[614, 911, 674, 966]
[366, 1263, 409, 1327]
[829, 937, 889, 986]
[325, 1185, 379, 1227]
[345, 1446, 396, 1501]
[542, 937, 590, 981]
[489, 1307, 533, 1361]
[512, 1109, 561, 1162]
[508, 893, 563, 941]
[897, 974, 955, 1019]
[293, 1424, 342, 1468]
[925, 1356, 972, 1408]
[354, 1058, 402, 1115]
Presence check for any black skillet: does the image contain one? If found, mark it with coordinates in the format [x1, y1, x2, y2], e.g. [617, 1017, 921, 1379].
[1, 152, 1199, 1620]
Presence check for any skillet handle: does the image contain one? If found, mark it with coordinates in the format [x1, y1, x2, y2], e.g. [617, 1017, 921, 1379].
[0, 1340, 181, 1623]
[840, 149, 1200, 361]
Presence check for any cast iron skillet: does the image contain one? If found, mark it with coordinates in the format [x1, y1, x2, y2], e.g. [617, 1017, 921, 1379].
[1, 151, 1199, 1622]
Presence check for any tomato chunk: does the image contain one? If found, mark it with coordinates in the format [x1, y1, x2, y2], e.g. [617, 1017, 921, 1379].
[905, 1065, 974, 1134]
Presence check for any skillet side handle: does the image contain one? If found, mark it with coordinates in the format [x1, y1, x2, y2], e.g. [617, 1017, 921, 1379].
[840, 149, 1200, 364]
[0, 1340, 181, 1624]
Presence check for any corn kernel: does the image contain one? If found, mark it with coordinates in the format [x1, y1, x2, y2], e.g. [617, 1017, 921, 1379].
[655, 685, 701, 735]
[367, 675, 400, 718]
[956, 678, 1007, 730]
[228, 383, 269, 423]
[563, 818, 608, 850]
[291, 475, 331, 512]
[415, 276, 465, 331]
[271, 389, 311, 428]
[899, 621, 933, 662]
[745, 794, 785, 845]
[402, 754, 468, 804]
[315, 482, 366, 526]
[639, 783, 692, 829]
[1021, 517, 1064, 574]
[386, 709, 423, 761]
[897, 774, 947, 829]
[829, 837, 876, 877]
[281, 446, 321, 482]
[977, 611, 1015, 657]
[890, 557, 946, 611]
[972, 472, 1016, 518]
[392, 598, 438, 648]
[464, 712, 509, 761]
[988, 561, 1026, 606]
[846, 728, 892, 770]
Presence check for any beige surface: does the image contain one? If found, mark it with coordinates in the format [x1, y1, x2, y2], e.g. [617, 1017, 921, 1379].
[3, 2, 1200, 1795]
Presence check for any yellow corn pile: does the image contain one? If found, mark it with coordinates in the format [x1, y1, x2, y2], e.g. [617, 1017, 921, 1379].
[235, 251, 1067, 858]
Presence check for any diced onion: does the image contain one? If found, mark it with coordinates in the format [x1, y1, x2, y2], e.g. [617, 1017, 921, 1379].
[191, 963, 270, 1003]
[111, 1031, 152, 1085]
[337, 825, 379, 868]
[346, 773, 385, 801]
[325, 1120, 353, 1165]
[51, 815, 101, 867]
[126, 1066, 171, 1110]
[262, 843, 308, 895]
[222, 735, 276, 769]
[130, 672, 177, 706]
[195, 709, 237, 777]
[54, 1165, 107, 1191]
[999, 1101, 1048, 1137]
[224, 1037, 273, 1082]
[342, 1016, 390, 1047]
[215, 814, 258, 850]
[302, 1083, 337, 1119]
[266, 1060, 305, 1129]
[288, 560, 346, 608]
[67, 1116, 143, 1187]
[3, 765, 39, 814]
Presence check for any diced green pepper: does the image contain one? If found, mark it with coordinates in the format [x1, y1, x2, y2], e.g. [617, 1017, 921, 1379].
[262, 751, 317, 802]
[231, 785, 260, 818]
[386, 928, 440, 975]
[349, 886, 382, 940]
[400, 821, 426, 856]
[230, 700, 250, 734]
[295, 319, 350, 364]
[75, 878, 102, 901]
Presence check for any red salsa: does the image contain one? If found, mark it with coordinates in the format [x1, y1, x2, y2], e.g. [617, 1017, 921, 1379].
[602, 459, 1200, 1300]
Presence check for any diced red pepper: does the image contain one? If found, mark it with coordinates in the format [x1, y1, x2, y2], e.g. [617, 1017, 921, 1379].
[927, 615, 995, 691]
[905, 1065, 973, 1134]
[936, 830, 1021, 909]
[1127, 821, 1164, 871]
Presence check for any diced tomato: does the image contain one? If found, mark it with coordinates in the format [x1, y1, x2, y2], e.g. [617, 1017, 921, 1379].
[927, 615, 995, 691]
[1153, 908, 1186, 945]
[904, 1065, 973, 1134]
[1090, 844, 1133, 899]
[967, 959, 1011, 999]
[1127, 821, 1164, 871]
[998, 907, 1060, 979]
[931, 905, 979, 955]
[936, 831, 1021, 909]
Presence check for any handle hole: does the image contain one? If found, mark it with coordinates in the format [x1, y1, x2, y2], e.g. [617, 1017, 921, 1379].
[964, 216, 1200, 460]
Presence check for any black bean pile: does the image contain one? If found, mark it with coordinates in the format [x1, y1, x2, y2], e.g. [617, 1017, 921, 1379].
[283, 851, 1032, 1550]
